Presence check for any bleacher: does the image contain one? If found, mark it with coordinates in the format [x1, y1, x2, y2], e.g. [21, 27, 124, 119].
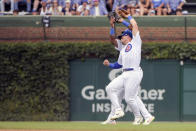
[1, 0, 196, 16]
[183, 0, 196, 15]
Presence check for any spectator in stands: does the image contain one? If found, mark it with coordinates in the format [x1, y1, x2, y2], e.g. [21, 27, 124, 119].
[139, 0, 150, 15]
[40, 0, 52, 15]
[167, 0, 185, 15]
[112, 0, 128, 11]
[96, 0, 106, 8]
[0, 0, 1, 11]
[72, 0, 81, 14]
[13, 8, 18, 15]
[1, 0, 14, 13]
[14, 0, 31, 13]
[162, 0, 169, 15]
[73, 0, 82, 5]
[90, 0, 108, 16]
[57, 0, 66, 15]
[71, 1, 78, 15]
[32, 0, 40, 15]
[126, 0, 140, 16]
[149, 0, 164, 16]
[51, 0, 61, 15]
[76, 0, 90, 16]
[64, 0, 72, 15]
[105, 0, 113, 12]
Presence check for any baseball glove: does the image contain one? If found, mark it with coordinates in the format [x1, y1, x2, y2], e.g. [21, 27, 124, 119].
[117, 9, 130, 18]
[108, 11, 121, 23]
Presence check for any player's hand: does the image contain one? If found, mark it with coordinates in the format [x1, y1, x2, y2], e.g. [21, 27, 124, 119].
[103, 59, 110, 66]
[117, 18, 124, 23]
[117, 9, 130, 18]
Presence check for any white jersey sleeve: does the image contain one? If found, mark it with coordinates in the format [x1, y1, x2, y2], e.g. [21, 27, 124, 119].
[115, 39, 123, 51]
[117, 53, 122, 65]
[132, 31, 142, 45]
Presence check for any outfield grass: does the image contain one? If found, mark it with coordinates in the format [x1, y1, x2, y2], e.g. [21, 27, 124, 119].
[0, 122, 196, 131]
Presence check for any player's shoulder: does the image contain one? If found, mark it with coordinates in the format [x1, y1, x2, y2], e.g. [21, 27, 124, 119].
[131, 31, 142, 46]
[134, 31, 140, 37]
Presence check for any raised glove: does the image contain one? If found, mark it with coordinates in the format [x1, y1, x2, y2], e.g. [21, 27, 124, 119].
[108, 11, 121, 23]
[117, 9, 130, 18]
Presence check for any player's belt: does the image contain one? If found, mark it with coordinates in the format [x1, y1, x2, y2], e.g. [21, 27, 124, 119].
[123, 68, 134, 72]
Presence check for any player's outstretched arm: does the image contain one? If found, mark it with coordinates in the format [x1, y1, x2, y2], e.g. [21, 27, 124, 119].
[109, 17, 118, 48]
[117, 9, 138, 36]
[103, 59, 122, 69]
[129, 17, 139, 37]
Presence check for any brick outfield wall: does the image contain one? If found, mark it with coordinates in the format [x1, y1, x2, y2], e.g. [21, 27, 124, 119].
[0, 27, 196, 42]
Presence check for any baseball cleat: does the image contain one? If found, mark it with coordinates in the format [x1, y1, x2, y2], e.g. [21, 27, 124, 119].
[132, 117, 143, 125]
[110, 109, 124, 120]
[143, 116, 155, 125]
[101, 120, 116, 125]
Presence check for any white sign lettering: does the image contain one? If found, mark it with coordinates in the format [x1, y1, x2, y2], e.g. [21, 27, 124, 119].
[92, 103, 155, 113]
[81, 85, 165, 101]
[81, 69, 166, 113]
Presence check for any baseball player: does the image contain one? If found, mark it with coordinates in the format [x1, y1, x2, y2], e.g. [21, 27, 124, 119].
[102, 9, 154, 125]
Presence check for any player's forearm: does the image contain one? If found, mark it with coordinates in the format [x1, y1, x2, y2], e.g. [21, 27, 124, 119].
[129, 17, 139, 36]
[119, 18, 132, 30]
[110, 35, 117, 46]
[120, 16, 138, 35]
[109, 62, 122, 69]
[110, 27, 118, 47]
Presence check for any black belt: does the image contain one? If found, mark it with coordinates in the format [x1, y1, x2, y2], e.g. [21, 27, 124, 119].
[123, 68, 134, 72]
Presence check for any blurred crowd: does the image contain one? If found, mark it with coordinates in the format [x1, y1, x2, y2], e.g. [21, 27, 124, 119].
[0, 0, 186, 16]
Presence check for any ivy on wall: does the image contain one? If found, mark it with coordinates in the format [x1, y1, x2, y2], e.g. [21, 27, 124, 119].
[0, 42, 196, 120]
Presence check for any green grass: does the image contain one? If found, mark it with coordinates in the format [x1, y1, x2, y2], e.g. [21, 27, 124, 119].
[0, 122, 196, 131]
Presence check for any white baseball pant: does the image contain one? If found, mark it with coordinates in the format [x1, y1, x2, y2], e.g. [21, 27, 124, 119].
[106, 68, 151, 119]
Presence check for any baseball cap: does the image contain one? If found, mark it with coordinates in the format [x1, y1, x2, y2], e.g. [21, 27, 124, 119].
[118, 29, 133, 39]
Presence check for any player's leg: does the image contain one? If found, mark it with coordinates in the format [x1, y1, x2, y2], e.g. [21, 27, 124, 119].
[106, 74, 124, 110]
[124, 70, 143, 125]
[136, 96, 152, 119]
[106, 74, 124, 120]
[137, 85, 152, 119]
[136, 83, 155, 125]
[101, 87, 124, 125]
[101, 104, 116, 124]
[136, 95, 155, 125]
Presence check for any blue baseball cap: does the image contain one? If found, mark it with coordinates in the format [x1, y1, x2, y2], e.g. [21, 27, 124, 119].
[118, 29, 133, 39]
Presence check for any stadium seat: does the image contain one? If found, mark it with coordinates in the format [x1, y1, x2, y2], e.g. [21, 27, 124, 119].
[183, 0, 196, 15]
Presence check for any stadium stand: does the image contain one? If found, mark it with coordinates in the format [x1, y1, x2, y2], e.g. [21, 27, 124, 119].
[183, 0, 196, 15]
[0, 0, 196, 16]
